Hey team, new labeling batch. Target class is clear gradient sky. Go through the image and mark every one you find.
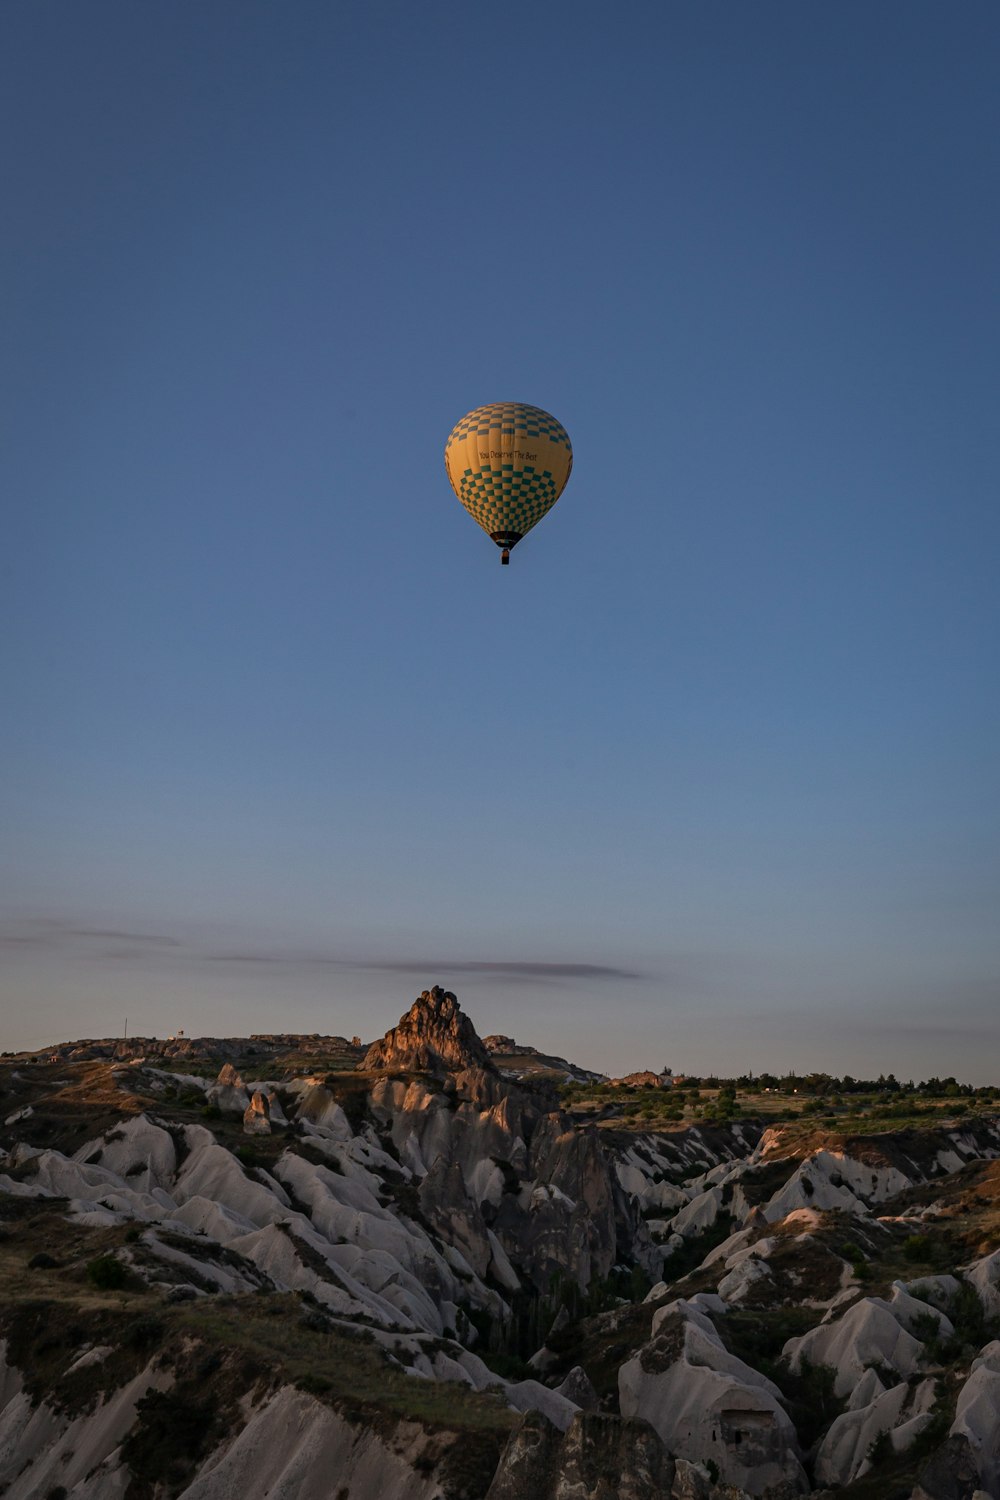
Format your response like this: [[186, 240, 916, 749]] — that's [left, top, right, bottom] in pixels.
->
[[2, 3, 998, 1082]]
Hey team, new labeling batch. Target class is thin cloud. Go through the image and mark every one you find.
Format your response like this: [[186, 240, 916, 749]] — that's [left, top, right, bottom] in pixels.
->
[[204, 953, 641, 981], [0, 918, 181, 953], [1, 917, 640, 983], [361, 959, 642, 981], [66, 927, 181, 947]]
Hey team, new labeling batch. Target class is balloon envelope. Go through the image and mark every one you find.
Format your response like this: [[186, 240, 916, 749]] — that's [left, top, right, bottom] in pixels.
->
[[444, 402, 572, 559]]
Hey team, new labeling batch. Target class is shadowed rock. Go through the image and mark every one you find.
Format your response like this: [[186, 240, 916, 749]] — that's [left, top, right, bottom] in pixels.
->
[[556, 1365, 601, 1412], [912, 1433, 982, 1500], [359, 987, 497, 1077], [485, 1410, 675, 1500], [620, 1304, 808, 1496]]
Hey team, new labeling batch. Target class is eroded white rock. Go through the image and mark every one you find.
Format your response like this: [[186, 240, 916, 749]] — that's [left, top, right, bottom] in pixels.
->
[[952, 1352, 1000, 1497], [620, 1304, 807, 1495], [783, 1296, 924, 1398], [815, 1377, 937, 1486]]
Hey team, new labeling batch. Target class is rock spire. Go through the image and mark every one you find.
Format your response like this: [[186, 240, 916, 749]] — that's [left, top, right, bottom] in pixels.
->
[[359, 986, 496, 1076]]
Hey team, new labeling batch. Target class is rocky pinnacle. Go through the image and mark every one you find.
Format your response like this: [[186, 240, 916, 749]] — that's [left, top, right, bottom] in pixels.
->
[[359, 985, 497, 1076]]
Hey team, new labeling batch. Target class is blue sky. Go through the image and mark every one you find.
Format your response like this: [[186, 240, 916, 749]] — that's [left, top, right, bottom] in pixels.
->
[[2, 2, 998, 1081]]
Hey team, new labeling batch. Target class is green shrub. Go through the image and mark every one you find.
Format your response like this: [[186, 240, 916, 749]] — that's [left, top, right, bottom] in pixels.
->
[[910, 1308, 961, 1363], [780, 1357, 845, 1450], [866, 1428, 892, 1465], [86, 1255, 128, 1290], [125, 1315, 165, 1350], [120, 1388, 219, 1488], [950, 1281, 991, 1350], [297, 1372, 332, 1396]]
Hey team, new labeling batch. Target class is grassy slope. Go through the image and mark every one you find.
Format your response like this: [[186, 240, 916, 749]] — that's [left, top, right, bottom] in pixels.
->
[[0, 1201, 515, 1500]]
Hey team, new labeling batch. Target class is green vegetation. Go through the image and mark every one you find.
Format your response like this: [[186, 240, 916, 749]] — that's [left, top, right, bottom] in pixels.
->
[[544, 1298, 657, 1405], [462, 1264, 652, 1378], [86, 1253, 129, 1290], [558, 1065, 999, 1139], [175, 1294, 517, 1436], [865, 1428, 893, 1467], [830, 1394, 954, 1500], [909, 1283, 996, 1365], [121, 1386, 222, 1496], [0, 1192, 515, 1452], [1, 1282, 515, 1492], [656, 1216, 738, 1286], [3, 1299, 167, 1415]]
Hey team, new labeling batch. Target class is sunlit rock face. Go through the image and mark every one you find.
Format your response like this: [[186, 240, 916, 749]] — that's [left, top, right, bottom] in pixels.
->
[[243, 1089, 272, 1135], [206, 1062, 251, 1115], [360, 986, 497, 1076]]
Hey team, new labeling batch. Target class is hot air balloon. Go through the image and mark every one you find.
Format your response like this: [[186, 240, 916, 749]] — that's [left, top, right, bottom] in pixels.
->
[[444, 402, 572, 564]]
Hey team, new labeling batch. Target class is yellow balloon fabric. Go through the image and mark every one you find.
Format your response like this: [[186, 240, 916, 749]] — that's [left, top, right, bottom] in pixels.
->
[[444, 402, 572, 556]]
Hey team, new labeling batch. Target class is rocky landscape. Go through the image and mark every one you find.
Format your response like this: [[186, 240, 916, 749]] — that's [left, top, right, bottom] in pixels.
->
[[1, 986, 999, 1498]]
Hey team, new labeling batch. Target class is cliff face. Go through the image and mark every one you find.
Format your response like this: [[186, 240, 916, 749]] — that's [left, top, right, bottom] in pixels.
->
[[360, 986, 497, 1076]]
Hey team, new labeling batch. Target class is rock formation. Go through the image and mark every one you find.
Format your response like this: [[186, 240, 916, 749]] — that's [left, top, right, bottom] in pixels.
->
[[206, 1061, 250, 1114], [783, 1294, 925, 1397], [813, 1374, 937, 1486], [360, 986, 497, 1076], [912, 1433, 984, 1500], [3, 1001, 1000, 1499], [950, 1341, 1000, 1497], [243, 1089, 271, 1135], [619, 1300, 808, 1496], [485, 1410, 676, 1500]]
